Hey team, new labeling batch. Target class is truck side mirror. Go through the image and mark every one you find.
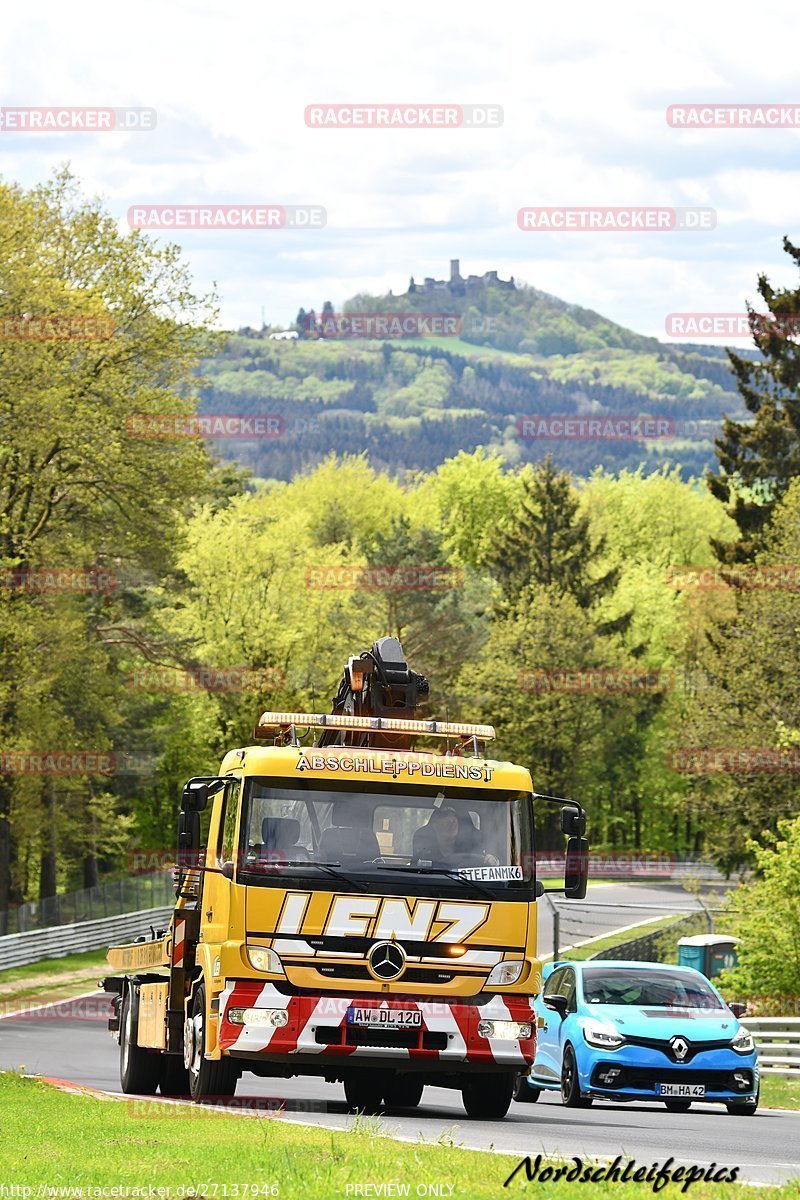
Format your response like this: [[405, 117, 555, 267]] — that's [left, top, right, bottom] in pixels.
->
[[729, 1001, 747, 1018], [561, 807, 586, 837], [564, 836, 589, 899], [181, 776, 227, 813], [178, 810, 201, 851]]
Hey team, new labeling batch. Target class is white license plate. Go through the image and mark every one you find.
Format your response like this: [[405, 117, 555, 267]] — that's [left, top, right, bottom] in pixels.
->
[[346, 1007, 422, 1028], [656, 1083, 706, 1097]]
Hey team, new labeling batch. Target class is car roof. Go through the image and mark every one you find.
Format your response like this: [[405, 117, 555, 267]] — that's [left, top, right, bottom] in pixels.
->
[[552, 959, 708, 976]]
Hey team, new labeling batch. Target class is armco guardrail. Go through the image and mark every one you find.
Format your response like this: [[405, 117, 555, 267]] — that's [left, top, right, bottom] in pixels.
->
[[747, 1017, 800, 1076], [0, 906, 173, 971]]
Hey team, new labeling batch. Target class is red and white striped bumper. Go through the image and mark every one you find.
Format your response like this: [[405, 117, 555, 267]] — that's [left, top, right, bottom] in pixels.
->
[[218, 981, 536, 1066]]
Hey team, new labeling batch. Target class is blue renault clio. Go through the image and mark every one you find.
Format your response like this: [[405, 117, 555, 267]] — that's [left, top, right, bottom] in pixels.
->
[[514, 959, 759, 1114]]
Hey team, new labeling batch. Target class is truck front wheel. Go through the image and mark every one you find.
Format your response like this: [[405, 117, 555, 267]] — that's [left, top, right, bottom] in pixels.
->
[[383, 1076, 424, 1109], [186, 984, 238, 1102], [343, 1070, 386, 1114], [120, 988, 161, 1095], [462, 1072, 515, 1119]]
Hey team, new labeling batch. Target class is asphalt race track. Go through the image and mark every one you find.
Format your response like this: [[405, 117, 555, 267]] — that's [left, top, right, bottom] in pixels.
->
[[2, 883, 798, 1186]]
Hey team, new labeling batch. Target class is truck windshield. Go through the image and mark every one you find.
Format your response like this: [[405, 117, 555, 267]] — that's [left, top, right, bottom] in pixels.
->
[[582, 967, 725, 1010], [237, 777, 534, 896]]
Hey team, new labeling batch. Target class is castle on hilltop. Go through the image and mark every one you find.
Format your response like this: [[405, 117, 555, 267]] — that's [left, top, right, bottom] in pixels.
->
[[407, 259, 515, 297]]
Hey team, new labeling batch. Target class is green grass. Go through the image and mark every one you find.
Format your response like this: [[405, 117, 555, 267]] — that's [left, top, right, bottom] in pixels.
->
[[760, 1075, 800, 1110], [0, 948, 108, 1006], [548, 915, 681, 963], [0, 1073, 795, 1197]]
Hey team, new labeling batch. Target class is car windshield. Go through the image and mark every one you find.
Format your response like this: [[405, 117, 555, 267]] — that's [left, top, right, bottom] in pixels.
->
[[236, 777, 534, 896], [582, 967, 725, 1010]]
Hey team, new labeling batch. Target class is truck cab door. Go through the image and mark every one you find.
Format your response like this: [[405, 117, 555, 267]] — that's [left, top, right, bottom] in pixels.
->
[[200, 776, 241, 951]]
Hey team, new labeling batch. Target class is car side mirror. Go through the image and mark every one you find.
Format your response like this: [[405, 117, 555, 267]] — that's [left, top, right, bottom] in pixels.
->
[[544, 993, 569, 1020], [729, 1001, 747, 1018]]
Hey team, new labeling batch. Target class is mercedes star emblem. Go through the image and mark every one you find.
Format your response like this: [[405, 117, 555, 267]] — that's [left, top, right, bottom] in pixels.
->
[[368, 940, 407, 981]]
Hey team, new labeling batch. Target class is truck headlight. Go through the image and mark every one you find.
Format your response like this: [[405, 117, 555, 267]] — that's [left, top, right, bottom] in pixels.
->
[[486, 961, 524, 986], [247, 946, 284, 974], [228, 1007, 289, 1027], [583, 1019, 625, 1049], [731, 1027, 755, 1054], [477, 1019, 533, 1040]]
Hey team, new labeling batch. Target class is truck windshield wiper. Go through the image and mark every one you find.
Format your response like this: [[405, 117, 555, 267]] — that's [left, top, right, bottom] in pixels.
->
[[377, 864, 496, 901], [276, 859, 368, 892]]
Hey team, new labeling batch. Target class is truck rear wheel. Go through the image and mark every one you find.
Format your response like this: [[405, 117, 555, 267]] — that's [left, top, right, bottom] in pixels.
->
[[462, 1072, 515, 1119], [343, 1070, 386, 1114], [186, 984, 238, 1102], [120, 988, 161, 1096], [383, 1076, 424, 1109]]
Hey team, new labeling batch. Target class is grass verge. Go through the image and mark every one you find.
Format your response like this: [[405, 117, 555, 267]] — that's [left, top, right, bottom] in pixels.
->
[[0, 1073, 797, 1197], [548, 915, 682, 963], [760, 1075, 800, 1110], [0, 948, 108, 1008]]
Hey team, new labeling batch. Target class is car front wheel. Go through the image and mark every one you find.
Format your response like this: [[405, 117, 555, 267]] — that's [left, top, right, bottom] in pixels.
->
[[726, 1086, 759, 1116], [561, 1044, 592, 1108], [513, 1074, 541, 1103]]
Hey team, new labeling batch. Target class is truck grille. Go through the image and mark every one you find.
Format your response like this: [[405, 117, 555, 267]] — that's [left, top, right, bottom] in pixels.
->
[[312, 964, 455, 985], [314, 1025, 448, 1051]]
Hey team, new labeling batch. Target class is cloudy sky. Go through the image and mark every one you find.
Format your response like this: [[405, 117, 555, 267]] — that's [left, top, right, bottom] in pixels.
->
[[2, 0, 799, 341]]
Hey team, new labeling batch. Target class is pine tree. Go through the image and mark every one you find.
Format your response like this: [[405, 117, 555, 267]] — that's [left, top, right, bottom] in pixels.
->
[[708, 237, 800, 563], [486, 456, 627, 631]]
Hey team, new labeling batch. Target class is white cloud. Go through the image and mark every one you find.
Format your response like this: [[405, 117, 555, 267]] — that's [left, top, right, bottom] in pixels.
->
[[1, 0, 799, 338]]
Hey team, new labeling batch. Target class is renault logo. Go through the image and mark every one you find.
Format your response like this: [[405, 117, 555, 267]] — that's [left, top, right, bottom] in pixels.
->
[[368, 940, 407, 981], [670, 1035, 690, 1061]]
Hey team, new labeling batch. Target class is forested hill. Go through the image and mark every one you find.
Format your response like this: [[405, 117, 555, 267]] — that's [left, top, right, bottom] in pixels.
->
[[200, 275, 752, 481]]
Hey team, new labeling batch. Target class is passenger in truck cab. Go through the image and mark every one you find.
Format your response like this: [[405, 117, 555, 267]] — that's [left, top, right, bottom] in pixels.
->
[[413, 806, 499, 867]]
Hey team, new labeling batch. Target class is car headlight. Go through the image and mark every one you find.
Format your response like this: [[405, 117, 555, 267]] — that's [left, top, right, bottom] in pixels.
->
[[477, 1019, 533, 1040], [247, 946, 284, 974], [731, 1027, 755, 1054], [486, 960, 524, 987], [583, 1018, 625, 1049], [228, 1007, 288, 1027]]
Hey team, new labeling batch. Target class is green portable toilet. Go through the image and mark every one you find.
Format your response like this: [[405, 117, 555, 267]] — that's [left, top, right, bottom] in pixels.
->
[[678, 934, 739, 979]]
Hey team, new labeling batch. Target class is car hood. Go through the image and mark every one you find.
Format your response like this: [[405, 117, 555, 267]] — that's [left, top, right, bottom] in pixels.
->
[[581, 1004, 740, 1040]]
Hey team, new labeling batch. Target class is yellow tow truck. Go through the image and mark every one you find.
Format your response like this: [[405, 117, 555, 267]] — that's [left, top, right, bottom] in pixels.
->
[[102, 637, 588, 1118]]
